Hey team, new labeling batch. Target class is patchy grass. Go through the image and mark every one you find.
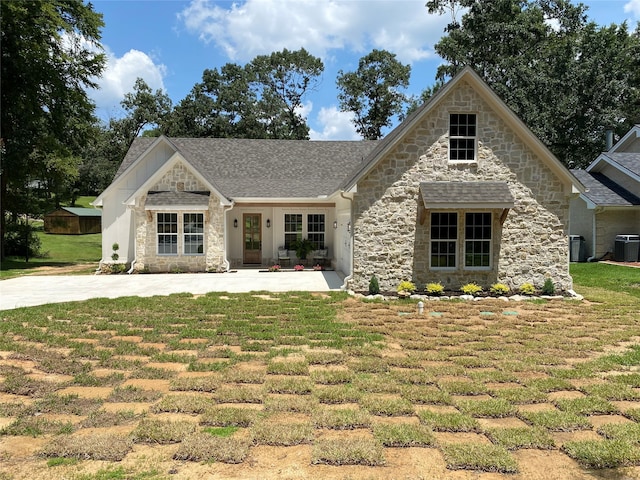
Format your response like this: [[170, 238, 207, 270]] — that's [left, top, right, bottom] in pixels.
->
[[251, 419, 314, 446], [151, 394, 212, 414], [39, 433, 132, 461], [418, 410, 479, 432], [311, 438, 386, 466], [441, 443, 519, 473], [313, 407, 371, 430], [200, 407, 258, 428], [485, 426, 556, 450], [131, 418, 197, 444], [563, 439, 640, 468], [174, 433, 250, 463], [373, 423, 436, 447], [518, 410, 592, 431], [107, 386, 162, 403]]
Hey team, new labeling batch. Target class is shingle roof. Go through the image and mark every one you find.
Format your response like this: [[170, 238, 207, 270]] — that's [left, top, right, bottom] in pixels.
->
[[603, 153, 640, 177], [571, 169, 640, 206], [145, 191, 211, 207], [420, 182, 514, 208], [116, 137, 378, 200]]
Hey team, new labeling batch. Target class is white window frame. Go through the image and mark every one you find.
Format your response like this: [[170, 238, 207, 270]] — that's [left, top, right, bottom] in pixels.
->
[[307, 214, 326, 249], [157, 213, 178, 256], [183, 213, 204, 256], [464, 212, 492, 270], [449, 113, 477, 163], [284, 213, 303, 249], [430, 212, 458, 270], [283, 212, 326, 250]]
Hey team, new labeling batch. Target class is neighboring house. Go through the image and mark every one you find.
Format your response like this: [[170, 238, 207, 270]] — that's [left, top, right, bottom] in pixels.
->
[[570, 125, 640, 260], [93, 67, 582, 292], [44, 207, 102, 234]]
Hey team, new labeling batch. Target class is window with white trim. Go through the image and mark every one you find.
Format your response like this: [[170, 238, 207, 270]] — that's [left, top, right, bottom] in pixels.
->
[[307, 214, 325, 249], [449, 113, 476, 161], [430, 212, 457, 268], [284, 214, 302, 249], [465, 213, 492, 267], [183, 213, 204, 255], [157, 213, 178, 255]]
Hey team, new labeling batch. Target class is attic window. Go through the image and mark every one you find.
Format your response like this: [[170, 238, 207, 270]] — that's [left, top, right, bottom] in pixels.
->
[[449, 113, 477, 162]]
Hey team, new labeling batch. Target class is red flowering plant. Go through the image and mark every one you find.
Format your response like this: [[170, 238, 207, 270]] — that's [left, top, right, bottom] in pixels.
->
[[294, 264, 305, 271]]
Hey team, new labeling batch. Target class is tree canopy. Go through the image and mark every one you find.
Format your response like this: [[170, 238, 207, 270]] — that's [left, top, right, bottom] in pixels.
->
[[1, 0, 105, 258], [426, 0, 640, 167], [336, 49, 411, 140]]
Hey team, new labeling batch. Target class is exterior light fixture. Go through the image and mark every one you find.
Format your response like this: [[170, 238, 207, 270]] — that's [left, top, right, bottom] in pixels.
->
[[347, 222, 351, 233], [233, 219, 238, 228], [266, 219, 271, 228], [333, 221, 338, 229]]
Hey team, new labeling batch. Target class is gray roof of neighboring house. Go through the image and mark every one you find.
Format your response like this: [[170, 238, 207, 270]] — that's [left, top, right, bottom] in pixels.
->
[[115, 137, 379, 200], [146, 191, 210, 207], [571, 169, 640, 206], [420, 182, 514, 207], [602, 153, 640, 177]]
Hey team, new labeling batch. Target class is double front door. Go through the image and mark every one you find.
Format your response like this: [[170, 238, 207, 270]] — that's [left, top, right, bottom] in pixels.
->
[[243, 214, 261, 264]]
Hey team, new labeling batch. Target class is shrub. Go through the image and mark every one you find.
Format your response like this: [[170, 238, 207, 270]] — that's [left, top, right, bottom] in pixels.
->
[[519, 283, 536, 295], [396, 281, 416, 294], [542, 278, 556, 295], [368, 275, 380, 295], [425, 282, 444, 296], [490, 283, 510, 295], [460, 283, 483, 296]]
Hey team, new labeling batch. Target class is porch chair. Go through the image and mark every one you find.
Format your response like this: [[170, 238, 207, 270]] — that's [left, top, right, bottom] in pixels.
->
[[277, 247, 290, 267], [312, 248, 328, 267]]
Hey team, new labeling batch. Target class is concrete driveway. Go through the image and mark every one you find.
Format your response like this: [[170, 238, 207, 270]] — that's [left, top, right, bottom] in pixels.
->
[[0, 270, 345, 310]]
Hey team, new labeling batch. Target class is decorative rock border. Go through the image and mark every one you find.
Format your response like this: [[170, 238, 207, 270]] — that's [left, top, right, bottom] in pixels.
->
[[349, 290, 584, 302]]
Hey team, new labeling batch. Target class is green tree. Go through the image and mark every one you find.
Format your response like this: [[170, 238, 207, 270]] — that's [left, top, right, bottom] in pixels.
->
[[426, 0, 640, 167], [249, 48, 324, 139], [1, 0, 105, 258], [336, 49, 411, 140], [78, 79, 172, 195], [164, 48, 323, 140]]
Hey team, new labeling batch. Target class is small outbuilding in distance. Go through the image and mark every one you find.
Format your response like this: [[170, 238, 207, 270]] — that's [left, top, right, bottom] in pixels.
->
[[44, 207, 102, 235]]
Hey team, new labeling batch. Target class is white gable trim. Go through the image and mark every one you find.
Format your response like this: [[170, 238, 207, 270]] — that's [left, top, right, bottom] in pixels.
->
[[343, 67, 584, 194], [609, 124, 640, 153], [123, 152, 231, 207], [586, 153, 640, 183], [92, 136, 173, 207]]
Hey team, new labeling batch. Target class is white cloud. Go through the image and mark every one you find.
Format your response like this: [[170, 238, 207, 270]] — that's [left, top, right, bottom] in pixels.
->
[[309, 106, 359, 141], [624, 0, 640, 17], [88, 47, 167, 119], [178, 0, 449, 64]]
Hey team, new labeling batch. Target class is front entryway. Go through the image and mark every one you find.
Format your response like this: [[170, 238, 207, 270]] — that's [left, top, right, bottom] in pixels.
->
[[243, 213, 262, 264]]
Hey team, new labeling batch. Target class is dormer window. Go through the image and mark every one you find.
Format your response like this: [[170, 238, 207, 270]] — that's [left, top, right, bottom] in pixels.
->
[[449, 113, 476, 162]]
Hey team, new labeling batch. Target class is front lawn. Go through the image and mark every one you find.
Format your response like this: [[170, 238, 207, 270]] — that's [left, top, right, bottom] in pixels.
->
[[0, 282, 639, 478]]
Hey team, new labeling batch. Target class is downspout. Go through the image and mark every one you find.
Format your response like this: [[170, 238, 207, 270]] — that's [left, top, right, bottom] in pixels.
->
[[587, 208, 597, 262], [222, 201, 235, 271], [127, 204, 137, 274], [340, 191, 354, 291]]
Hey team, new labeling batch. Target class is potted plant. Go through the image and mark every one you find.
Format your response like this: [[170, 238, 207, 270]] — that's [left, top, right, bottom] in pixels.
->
[[292, 238, 314, 261]]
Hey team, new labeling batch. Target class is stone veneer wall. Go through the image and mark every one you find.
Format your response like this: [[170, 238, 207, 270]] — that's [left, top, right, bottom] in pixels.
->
[[351, 81, 572, 293], [132, 162, 226, 273]]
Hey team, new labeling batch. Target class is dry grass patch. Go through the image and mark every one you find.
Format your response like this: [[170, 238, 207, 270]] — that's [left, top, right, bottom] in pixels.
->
[[264, 394, 318, 414], [251, 418, 314, 445], [266, 360, 309, 376], [39, 433, 133, 461], [1, 416, 74, 436], [315, 385, 362, 404], [313, 407, 371, 430], [311, 438, 386, 466], [80, 409, 141, 428], [0, 375, 61, 397], [131, 418, 197, 444], [169, 375, 220, 392], [441, 442, 518, 473], [372, 423, 436, 447], [310, 369, 353, 385], [264, 376, 314, 395], [107, 385, 162, 403], [213, 385, 264, 404], [34, 393, 103, 415], [151, 393, 212, 414], [200, 406, 259, 427], [222, 368, 265, 384], [174, 432, 250, 463]]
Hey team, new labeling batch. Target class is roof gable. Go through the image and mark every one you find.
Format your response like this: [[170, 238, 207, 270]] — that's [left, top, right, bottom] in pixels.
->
[[342, 67, 581, 193], [571, 169, 640, 207], [609, 124, 640, 153]]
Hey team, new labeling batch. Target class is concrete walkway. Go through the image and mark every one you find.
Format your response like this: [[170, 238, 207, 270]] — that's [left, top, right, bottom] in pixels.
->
[[0, 270, 345, 310]]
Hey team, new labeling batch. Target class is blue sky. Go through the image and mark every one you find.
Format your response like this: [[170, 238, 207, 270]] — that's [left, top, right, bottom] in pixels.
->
[[89, 0, 640, 140]]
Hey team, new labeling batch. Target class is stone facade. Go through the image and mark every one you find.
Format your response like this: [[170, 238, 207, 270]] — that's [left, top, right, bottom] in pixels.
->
[[132, 162, 227, 273], [351, 81, 572, 293]]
